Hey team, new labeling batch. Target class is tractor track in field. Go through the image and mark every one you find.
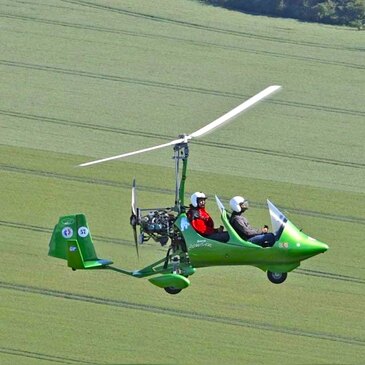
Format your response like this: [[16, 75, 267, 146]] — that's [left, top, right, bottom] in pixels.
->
[[294, 269, 365, 284], [60, 0, 364, 54], [0, 60, 365, 118], [1, 13, 364, 71], [0, 219, 129, 247], [1, 281, 364, 347], [1, 109, 365, 169], [0, 346, 99, 365], [1, 219, 364, 285], [1, 162, 364, 225]]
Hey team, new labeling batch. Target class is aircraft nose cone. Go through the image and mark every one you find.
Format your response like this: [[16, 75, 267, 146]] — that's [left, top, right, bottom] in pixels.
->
[[299, 238, 329, 256], [313, 240, 329, 254]]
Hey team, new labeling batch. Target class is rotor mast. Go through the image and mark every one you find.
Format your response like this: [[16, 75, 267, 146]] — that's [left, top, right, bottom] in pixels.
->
[[173, 137, 189, 213]]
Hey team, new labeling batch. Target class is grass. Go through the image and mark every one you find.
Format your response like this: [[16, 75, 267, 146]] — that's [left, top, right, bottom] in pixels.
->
[[0, 0, 364, 364]]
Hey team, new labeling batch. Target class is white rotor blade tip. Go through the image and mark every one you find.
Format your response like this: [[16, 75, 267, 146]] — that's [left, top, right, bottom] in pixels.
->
[[189, 85, 281, 139], [79, 137, 185, 167]]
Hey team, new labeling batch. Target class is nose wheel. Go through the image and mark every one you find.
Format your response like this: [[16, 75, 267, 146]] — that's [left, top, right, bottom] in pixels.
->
[[267, 271, 287, 284]]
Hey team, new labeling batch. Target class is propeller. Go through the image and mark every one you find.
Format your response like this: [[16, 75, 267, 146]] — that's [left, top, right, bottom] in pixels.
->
[[79, 85, 281, 167], [130, 177, 139, 259]]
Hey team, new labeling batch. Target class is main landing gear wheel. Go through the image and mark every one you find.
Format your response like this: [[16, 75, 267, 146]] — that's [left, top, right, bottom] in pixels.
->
[[267, 271, 287, 284], [164, 287, 182, 295], [164, 272, 189, 295]]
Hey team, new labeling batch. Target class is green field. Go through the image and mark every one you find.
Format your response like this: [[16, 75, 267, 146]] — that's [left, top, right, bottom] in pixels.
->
[[1, 0, 364, 364]]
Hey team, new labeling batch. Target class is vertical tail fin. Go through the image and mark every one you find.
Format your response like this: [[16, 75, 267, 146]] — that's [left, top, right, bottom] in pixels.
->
[[48, 214, 112, 269]]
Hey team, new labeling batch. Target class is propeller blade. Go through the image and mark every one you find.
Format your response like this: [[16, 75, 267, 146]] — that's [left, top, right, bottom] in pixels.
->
[[131, 177, 136, 216], [132, 224, 139, 259], [130, 178, 139, 259], [189, 85, 281, 139], [79, 137, 185, 167]]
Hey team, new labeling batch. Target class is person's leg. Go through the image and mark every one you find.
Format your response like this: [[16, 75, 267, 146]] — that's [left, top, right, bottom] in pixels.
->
[[207, 231, 230, 242], [248, 233, 275, 247], [248, 234, 265, 246]]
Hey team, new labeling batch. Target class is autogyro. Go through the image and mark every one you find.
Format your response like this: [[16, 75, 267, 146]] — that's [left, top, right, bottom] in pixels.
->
[[49, 85, 328, 294]]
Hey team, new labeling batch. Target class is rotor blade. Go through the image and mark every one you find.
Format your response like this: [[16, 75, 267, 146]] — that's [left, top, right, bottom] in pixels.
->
[[79, 137, 185, 167], [189, 85, 281, 139], [79, 85, 280, 167]]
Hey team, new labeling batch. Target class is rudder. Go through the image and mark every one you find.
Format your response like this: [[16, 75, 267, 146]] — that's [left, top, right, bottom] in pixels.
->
[[48, 214, 112, 269]]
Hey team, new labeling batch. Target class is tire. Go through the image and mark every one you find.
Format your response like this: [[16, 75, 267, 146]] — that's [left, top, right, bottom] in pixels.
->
[[164, 286, 182, 295], [267, 271, 287, 284]]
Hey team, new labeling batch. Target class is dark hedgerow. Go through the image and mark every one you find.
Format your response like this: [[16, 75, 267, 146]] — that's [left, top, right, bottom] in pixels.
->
[[200, 0, 365, 28]]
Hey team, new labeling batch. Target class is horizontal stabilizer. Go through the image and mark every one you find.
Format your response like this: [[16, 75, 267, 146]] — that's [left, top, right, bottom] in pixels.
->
[[67, 240, 113, 270], [81, 259, 113, 269], [149, 274, 190, 289]]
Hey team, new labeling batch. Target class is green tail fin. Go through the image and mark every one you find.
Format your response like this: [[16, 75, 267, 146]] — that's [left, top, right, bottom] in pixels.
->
[[48, 214, 113, 270]]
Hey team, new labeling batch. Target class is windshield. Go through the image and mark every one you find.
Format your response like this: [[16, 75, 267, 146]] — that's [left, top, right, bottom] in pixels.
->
[[215, 195, 225, 214], [267, 200, 287, 236]]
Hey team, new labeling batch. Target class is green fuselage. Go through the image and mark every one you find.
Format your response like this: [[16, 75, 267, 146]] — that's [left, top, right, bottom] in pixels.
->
[[176, 212, 328, 274]]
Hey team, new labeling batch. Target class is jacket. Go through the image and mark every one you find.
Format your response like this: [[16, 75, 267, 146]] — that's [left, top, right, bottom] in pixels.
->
[[187, 206, 215, 236], [229, 211, 261, 240]]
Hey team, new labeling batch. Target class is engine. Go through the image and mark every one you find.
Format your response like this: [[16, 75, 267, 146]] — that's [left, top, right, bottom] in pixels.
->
[[139, 209, 176, 245]]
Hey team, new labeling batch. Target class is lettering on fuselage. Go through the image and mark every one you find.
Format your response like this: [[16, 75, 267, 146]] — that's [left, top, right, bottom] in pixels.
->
[[190, 240, 212, 249]]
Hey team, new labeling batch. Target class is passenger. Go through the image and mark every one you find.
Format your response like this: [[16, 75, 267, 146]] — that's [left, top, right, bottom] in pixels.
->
[[187, 192, 229, 243], [229, 196, 275, 247]]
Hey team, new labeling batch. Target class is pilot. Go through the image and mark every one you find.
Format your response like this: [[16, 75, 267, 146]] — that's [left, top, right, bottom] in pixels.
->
[[229, 196, 275, 247], [187, 192, 229, 242]]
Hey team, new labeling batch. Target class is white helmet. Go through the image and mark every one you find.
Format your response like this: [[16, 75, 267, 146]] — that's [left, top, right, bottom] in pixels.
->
[[191, 192, 207, 207], [230, 196, 249, 212]]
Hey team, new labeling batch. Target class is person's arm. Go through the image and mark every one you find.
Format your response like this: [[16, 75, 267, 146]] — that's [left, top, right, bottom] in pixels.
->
[[234, 216, 261, 237], [262, 225, 269, 233]]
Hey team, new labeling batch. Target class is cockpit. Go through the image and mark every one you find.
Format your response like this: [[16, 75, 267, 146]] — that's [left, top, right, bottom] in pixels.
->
[[215, 196, 288, 242]]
